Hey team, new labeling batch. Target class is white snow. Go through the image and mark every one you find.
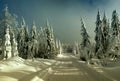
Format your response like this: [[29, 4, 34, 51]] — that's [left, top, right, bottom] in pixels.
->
[[0, 56, 56, 81], [43, 62, 52, 65], [57, 54, 64, 57], [57, 54, 69, 58], [47, 67, 53, 74], [31, 76, 44, 81]]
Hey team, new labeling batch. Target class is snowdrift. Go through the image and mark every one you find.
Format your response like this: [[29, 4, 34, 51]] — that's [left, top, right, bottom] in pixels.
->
[[0, 56, 56, 81]]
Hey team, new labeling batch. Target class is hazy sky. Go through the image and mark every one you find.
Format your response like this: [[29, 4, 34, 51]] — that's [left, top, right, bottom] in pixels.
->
[[0, 0, 119, 43]]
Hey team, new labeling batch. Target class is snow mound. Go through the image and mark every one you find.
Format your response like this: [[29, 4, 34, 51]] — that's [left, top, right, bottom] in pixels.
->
[[9, 56, 25, 63], [57, 54, 64, 57], [31, 76, 44, 81], [0, 57, 56, 81], [0, 56, 25, 71], [47, 67, 53, 74]]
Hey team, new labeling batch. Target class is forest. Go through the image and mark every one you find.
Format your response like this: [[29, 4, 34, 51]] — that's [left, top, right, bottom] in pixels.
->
[[0, 5, 120, 66]]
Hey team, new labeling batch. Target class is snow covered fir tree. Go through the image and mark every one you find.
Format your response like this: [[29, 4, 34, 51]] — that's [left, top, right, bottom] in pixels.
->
[[80, 18, 91, 61]]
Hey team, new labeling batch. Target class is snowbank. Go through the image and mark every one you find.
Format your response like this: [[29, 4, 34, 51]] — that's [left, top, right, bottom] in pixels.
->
[[0, 56, 25, 72], [31, 76, 44, 81], [0, 56, 56, 81]]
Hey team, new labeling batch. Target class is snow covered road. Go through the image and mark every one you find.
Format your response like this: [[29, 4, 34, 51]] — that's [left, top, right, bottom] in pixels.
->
[[44, 54, 113, 81], [0, 54, 119, 81]]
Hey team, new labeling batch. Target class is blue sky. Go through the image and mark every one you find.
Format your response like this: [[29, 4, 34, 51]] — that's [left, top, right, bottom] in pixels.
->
[[0, 0, 119, 43]]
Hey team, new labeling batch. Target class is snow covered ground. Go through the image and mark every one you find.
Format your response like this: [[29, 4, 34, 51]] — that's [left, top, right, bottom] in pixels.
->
[[0, 56, 56, 81], [88, 59, 120, 81], [1, 54, 120, 81]]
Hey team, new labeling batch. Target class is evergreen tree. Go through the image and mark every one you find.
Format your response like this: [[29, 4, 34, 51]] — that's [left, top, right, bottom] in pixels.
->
[[18, 17, 29, 59], [109, 10, 120, 59], [3, 26, 12, 60], [80, 18, 90, 48], [31, 21, 37, 39], [12, 33, 18, 57], [30, 21, 38, 58], [101, 12, 109, 53], [80, 18, 91, 61], [0, 5, 18, 45], [111, 10, 119, 37], [38, 27, 47, 58], [45, 20, 55, 58], [95, 10, 103, 55]]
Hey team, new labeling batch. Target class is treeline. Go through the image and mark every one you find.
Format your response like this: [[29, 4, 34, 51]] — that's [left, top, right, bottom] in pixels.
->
[[0, 6, 62, 59], [74, 10, 120, 62]]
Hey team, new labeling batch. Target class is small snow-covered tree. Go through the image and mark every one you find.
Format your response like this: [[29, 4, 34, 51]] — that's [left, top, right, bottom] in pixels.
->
[[55, 39, 62, 55], [73, 41, 80, 55], [12, 33, 18, 57], [58, 40, 62, 54], [3, 26, 12, 60]]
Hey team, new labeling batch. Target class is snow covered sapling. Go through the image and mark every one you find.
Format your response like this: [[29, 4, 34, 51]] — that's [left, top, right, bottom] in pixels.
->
[[4, 26, 12, 60], [12, 33, 18, 57]]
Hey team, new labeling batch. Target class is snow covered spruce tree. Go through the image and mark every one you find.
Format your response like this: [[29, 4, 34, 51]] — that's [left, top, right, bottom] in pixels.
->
[[18, 17, 29, 59], [37, 27, 48, 58], [0, 5, 18, 45], [101, 12, 110, 55], [111, 10, 120, 37], [29, 21, 39, 59], [108, 10, 120, 59], [45, 20, 56, 58], [80, 18, 91, 61], [94, 10, 103, 56]]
